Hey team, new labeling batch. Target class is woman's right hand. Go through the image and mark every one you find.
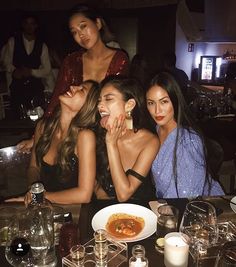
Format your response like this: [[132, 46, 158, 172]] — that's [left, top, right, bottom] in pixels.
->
[[24, 191, 32, 207], [16, 137, 34, 153], [105, 115, 126, 145]]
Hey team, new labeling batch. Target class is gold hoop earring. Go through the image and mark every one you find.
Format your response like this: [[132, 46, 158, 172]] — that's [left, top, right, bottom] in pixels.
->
[[126, 111, 133, 130]]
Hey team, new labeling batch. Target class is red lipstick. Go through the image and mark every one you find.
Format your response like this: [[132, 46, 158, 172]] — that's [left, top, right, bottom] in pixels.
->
[[155, 116, 164, 121]]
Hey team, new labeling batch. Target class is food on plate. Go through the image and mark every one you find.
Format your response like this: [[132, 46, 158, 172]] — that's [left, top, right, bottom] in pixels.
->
[[105, 213, 145, 239]]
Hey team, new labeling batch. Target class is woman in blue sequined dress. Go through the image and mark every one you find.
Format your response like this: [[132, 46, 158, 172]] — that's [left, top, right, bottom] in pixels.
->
[[146, 72, 224, 198]]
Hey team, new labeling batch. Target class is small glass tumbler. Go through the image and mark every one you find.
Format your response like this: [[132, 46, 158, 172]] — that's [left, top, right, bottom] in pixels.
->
[[94, 243, 108, 267], [70, 244, 85, 266], [94, 229, 108, 248], [155, 205, 179, 253], [94, 229, 108, 267]]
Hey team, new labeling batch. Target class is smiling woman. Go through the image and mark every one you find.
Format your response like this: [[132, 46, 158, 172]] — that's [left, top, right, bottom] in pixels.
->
[[95, 76, 160, 202], [7, 80, 100, 205]]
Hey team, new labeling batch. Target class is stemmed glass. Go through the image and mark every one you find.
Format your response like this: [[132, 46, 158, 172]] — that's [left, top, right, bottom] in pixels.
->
[[179, 200, 218, 265], [28, 109, 39, 121], [28, 98, 39, 122], [5, 211, 33, 266]]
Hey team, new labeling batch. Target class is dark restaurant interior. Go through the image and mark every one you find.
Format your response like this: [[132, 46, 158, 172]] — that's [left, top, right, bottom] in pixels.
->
[[0, 0, 235, 197], [0, 1, 236, 267]]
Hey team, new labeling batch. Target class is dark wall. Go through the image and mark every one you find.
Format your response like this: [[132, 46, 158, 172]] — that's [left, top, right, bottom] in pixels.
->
[[104, 4, 177, 74], [137, 5, 177, 74]]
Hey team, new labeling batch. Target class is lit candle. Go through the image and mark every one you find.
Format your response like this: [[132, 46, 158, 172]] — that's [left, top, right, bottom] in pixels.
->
[[164, 232, 189, 267]]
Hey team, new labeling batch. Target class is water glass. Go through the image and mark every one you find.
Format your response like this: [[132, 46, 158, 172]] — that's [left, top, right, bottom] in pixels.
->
[[5, 210, 33, 266], [155, 205, 179, 253], [70, 244, 85, 266], [0, 207, 17, 246], [180, 200, 218, 260], [29, 108, 39, 121]]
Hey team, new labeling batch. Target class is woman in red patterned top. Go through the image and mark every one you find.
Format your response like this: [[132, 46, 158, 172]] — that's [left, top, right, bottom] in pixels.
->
[[18, 4, 129, 151], [45, 4, 129, 117]]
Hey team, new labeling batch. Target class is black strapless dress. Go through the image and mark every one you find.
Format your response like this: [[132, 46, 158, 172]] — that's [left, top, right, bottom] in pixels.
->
[[99, 170, 156, 201], [40, 154, 78, 192]]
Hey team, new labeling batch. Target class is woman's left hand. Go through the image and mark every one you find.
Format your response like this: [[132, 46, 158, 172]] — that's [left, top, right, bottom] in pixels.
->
[[106, 115, 126, 145], [4, 191, 32, 207], [4, 196, 24, 202]]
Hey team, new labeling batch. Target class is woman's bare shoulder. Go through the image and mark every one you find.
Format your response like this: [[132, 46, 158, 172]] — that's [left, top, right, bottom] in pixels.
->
[[77, 129, 96, 139], [138, 128, 158, 141], [132, 129, 159, 150]]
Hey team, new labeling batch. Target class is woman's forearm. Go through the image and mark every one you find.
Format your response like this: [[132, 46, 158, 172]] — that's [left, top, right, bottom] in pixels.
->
[[106, 143, 134, 201], [45, 187, 93, 204]]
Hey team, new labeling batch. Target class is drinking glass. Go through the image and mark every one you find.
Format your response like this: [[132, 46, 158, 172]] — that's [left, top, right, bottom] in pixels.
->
[[29, 109, 39, 121], [0, 207, 17, 246], [94, 229, 108, 267], [180, 200, 218, 262], [94, 244, 108, 267], [155, 205, 179, 253], [5, 211, 33, 266], [70, 244, 85, 266]]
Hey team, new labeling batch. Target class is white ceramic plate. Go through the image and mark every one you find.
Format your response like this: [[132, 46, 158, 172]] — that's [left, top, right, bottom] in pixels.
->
[[230, 196, 236, 213], [91, 203, 157, 242]]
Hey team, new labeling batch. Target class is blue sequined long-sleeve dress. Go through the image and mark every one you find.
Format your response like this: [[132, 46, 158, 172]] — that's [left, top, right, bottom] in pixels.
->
[[151, 127, 224, 198]]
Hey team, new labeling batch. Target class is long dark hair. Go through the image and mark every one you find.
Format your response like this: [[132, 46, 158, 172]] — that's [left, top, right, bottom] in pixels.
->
[[96, 76, 147, 192], [35, 80, 99, 180], [148, 72, 211, 196]]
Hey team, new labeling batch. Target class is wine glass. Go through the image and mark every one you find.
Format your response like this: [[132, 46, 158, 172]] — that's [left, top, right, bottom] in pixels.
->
[[29, 109, 39, 121], [179, 200, 218, 264], [5, 210, 33, 266]]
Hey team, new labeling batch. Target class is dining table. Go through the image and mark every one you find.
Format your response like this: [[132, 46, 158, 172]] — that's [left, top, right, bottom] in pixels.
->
[[1, 195, 236, 267]]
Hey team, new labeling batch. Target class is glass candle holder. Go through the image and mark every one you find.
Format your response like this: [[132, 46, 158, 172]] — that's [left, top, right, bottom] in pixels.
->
[[164, 232, 189, 267]]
